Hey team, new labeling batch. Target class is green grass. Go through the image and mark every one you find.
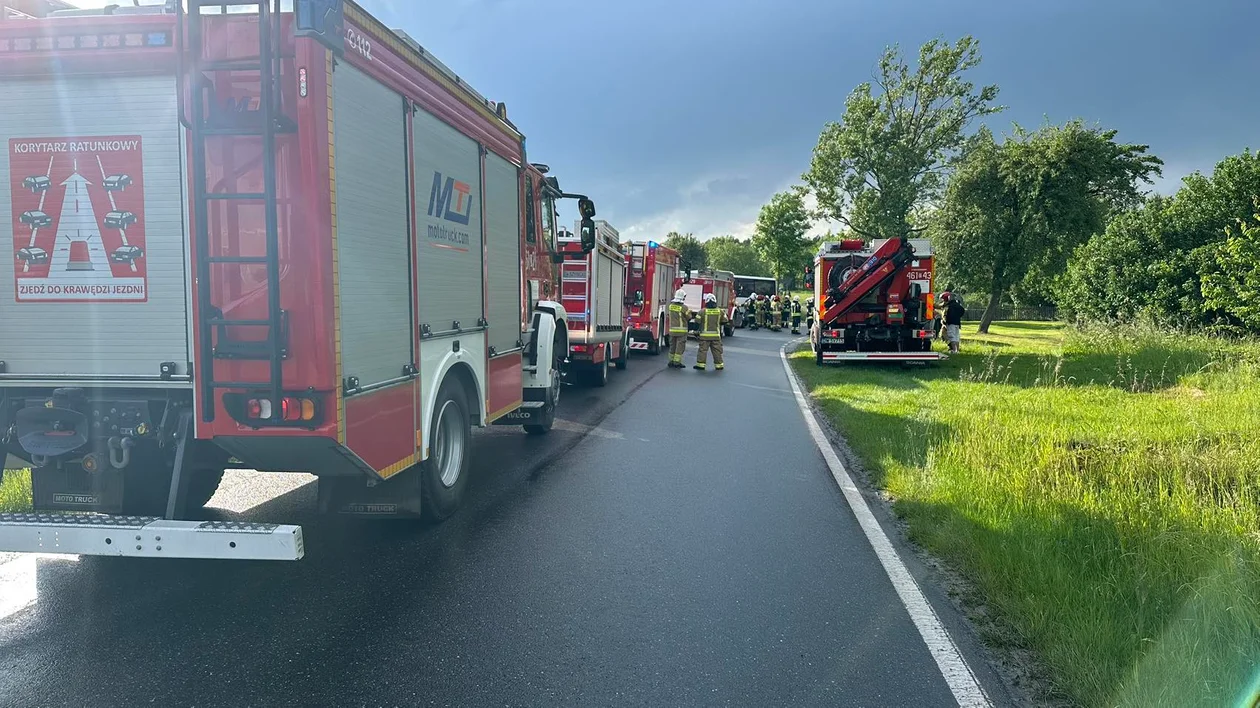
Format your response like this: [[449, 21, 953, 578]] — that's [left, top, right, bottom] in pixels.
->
[[792, 322, 1260, 707], [0, 468, 32, 513]]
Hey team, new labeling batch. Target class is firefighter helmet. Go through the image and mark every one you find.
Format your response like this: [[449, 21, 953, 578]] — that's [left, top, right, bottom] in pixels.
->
[[673, 288, 687, 301], [704, 293, 717, 305]]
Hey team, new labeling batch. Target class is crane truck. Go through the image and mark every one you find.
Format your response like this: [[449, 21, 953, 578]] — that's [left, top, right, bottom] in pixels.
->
[[0, 0, 599, 561], [623, 240, 679, 355], [809, 238, 945, 364]]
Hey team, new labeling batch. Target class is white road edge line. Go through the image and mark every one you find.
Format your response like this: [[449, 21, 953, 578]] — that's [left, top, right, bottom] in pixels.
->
[[779, 341, 992, 708]]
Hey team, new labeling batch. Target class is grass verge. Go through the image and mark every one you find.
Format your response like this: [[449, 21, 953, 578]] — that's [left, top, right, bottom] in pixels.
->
[[0, 468, 33, 513], [791, 322, 1260, 707]]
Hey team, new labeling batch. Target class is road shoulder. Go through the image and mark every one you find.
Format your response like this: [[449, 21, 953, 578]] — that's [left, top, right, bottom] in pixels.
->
[[780, 340, 1036, 708]]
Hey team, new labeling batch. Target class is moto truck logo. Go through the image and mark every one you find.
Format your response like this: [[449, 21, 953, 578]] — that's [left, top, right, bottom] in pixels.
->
[[425, 171, 473, 249], [428, 172, 472, 225]]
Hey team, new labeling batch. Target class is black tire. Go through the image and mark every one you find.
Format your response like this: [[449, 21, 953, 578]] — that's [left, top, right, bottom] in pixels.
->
[[816, 347, 824, 366], [420, 380, 472, 521], [592, 358, 609, 387], [615, 338, 629, 370], [122, 446, 224, 516], [185, 466, 226, 509], [647, 335, 660, 355], [724, 324, 734, 337], [525, 329, 564, 435]]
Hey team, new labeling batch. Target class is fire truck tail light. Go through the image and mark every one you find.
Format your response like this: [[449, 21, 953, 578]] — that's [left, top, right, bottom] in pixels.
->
[[242, 395, 318, 423], [246, 398, 271, 419]]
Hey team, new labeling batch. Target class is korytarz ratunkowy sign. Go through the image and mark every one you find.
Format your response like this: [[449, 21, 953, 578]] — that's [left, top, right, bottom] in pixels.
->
[[9, 136, 148, 302]]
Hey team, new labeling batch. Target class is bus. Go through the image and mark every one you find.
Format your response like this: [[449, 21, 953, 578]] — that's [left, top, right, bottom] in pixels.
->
[[733, 274, 778, 305]]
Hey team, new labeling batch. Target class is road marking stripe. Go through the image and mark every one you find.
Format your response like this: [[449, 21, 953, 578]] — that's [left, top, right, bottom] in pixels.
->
[[779, 341, 992, 708]]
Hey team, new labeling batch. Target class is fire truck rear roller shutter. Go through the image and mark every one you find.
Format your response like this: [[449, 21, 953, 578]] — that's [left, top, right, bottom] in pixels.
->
[[483, 150, 522, 355], [412, 106, 485, 335], [332, 63, 413, 389], [0, 74, 189, 380]]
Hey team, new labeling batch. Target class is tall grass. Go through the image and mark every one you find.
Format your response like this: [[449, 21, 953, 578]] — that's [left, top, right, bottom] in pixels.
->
[[0, 468, 32, 513], [792, 323, 1260, 707]]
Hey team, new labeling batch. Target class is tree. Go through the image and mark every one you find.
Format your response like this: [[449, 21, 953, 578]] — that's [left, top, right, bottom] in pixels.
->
[[1059, 149, 1260, 327], [752, 189, 812, 284], [663, 232, 707, 271], [1200, 205, 1260, 332], [705, 235, 769, 276], [934, 121, 1161, 332], [805, 36, 1002, 242]]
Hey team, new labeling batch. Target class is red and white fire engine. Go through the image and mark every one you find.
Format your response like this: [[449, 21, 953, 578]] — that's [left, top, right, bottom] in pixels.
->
[[558, 220, 629, 385], [0, 0, 600, 560], [809, 238, 945, 364], [622, 240, 679, 355], [676, 269, 738, 336]]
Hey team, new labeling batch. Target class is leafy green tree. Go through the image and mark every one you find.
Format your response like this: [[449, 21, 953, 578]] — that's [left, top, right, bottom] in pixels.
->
[[1059, 149, 1260, 327], [805, 36, 1002, 241], [705, 235, 769, 276], [752, 188, 813, 284], [934, 121, 1161, 332], [663, 231, 707, 272], [1200, 206, 1260, 332]]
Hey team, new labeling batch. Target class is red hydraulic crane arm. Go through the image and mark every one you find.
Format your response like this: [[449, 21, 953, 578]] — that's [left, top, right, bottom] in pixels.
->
[[820, 238, 915, 324]]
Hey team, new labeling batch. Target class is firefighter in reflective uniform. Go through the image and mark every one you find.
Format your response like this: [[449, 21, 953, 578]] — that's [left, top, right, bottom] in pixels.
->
[[753, 294, 765, 329], [790, 296, 803, 334], [694, 293, 730, 370], [805, 296, 816, 332], [770, 295, 782, 331], [666, 288, 693, 368]]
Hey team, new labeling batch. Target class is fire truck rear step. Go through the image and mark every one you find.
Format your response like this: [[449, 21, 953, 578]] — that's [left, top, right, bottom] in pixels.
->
[[0, 513, 303, 561]]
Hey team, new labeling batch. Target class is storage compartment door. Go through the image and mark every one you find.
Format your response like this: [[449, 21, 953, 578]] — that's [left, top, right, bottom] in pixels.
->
[[0, 75, 189, 381], [333, 63, 413, 388], [595, 248, 612, 331], [483, 151, 521, 355], [412, 108, 484, 337]]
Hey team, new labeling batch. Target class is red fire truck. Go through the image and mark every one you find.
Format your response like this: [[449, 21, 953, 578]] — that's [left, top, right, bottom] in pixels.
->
[[809, 238, 945, 364], [676, 269, 738, 336], [558, 220, 629, 385], [0, 0, 599, 560], [622, 240, 679, 355]]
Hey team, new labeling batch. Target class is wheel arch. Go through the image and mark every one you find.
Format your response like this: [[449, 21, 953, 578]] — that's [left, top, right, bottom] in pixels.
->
[[422, 356, 485, 460]]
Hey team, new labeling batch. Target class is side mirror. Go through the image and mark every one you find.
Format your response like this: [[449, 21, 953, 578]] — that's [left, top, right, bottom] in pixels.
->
[[579, 217, 596, 253], [634, 290, 644, 306], [577, 197, 596, 220]]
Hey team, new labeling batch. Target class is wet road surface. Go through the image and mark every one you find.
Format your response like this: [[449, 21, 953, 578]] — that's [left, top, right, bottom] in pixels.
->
[[0, 329, 1009, 706]]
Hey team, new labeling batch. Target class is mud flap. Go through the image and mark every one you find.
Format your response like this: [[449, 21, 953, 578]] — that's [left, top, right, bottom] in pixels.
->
[[317, 471, 423, 517]]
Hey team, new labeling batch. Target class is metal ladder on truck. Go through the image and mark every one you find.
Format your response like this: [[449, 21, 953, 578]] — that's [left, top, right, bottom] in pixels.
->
[[168, 0, 291, 521], [183, 0, 291, 427]]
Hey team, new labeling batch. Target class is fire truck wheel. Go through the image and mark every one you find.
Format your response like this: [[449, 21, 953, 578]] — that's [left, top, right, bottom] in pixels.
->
[[421, 380, 472, 521], [646, 335, 660, 355], [185, 466, 226, 509], [815, 347, 824, 366], [525, 329, 564, 435], [592, 358, 609, 387], [615, 337, 629, 370], [122, 447, 224, 516]]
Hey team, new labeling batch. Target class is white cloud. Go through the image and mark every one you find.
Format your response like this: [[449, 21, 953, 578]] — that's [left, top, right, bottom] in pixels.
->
[[619, 171, 843, 243]]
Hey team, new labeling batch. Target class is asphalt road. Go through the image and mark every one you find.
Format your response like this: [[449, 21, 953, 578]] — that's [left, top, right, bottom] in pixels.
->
[[0, 329, 1011, 707]]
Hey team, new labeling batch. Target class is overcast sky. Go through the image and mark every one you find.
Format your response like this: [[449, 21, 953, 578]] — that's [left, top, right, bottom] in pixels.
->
[[76, 0, 1260, 241]]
